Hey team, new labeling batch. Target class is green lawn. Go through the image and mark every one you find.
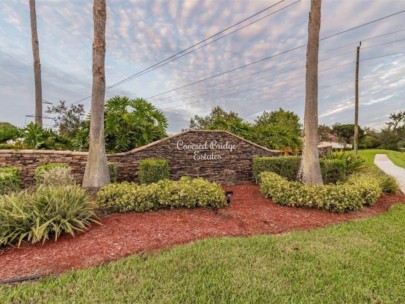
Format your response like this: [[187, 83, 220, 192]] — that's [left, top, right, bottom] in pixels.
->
[[1, 205, 404, 304], [359, 149, 405, 169]]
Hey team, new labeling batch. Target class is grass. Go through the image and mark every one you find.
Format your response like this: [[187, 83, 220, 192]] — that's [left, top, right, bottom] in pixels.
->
[[359, 149, 405, 169], [1, 205, 405, 304]]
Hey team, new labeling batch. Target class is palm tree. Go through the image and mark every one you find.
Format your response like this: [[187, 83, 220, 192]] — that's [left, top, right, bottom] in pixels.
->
[[29, 0, 42, 126], [82, 0, 110, 190], [302, 0, 323, 185]]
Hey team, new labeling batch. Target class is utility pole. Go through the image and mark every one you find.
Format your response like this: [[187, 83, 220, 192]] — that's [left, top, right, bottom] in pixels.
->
[[354, 41, 361, 155]]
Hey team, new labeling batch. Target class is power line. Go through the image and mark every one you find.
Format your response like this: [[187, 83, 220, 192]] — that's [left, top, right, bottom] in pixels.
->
[[71, 0, 291, 104], [159, 61, 355, 109], [151, 32, 405, 103], [106, 0, 301, 89], [362, 37, 405, 50], [322, 27, 405, 53], [157, 51, 405, 109], [319, 9, 405, 41], [146, 9, 405, 101]]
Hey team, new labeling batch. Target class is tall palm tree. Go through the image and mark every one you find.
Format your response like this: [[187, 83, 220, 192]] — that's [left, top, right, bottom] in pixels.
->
[[302, 0, 323, 184], [29, 0, 42, 126], [82, 0, 110, 189]]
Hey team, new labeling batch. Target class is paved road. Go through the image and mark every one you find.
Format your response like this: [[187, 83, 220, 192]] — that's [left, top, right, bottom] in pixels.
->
[[374, 154, 405, 194]]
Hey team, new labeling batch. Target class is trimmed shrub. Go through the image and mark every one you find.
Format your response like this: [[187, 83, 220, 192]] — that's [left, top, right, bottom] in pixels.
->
[[259, 172, 381, 213], [97, 177, 227, 213], [139, 158, 169, 184], [253, 156, 301, 182], [253, 156, 349, 184], [0, 185, 98, 247], [320, 159, 346, 184], [108, 162, 118, 183], [0, 167, 20, 195], [35, 163, 69, 185]]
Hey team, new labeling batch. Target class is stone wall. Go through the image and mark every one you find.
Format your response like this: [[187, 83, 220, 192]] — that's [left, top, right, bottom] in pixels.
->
[[0, 130, 281, 186]]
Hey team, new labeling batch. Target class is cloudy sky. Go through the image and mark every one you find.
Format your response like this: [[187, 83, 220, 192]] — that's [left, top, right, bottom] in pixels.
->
[[0, 0, 404, 132]]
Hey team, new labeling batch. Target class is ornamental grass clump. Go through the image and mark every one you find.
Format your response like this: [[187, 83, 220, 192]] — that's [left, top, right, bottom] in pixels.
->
[[259, 171, 382, 213], [97, 177, 227, 213], [39, 167, 75, 187], [35, 163, 69, 185], [0, 185, 98, 247]]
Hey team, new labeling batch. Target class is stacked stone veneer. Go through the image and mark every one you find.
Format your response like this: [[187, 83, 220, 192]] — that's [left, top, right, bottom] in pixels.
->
[[0, 130, 282, 186]]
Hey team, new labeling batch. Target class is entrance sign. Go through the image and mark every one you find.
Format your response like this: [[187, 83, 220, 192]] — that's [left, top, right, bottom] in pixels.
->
[[176, 140, 237, 160]]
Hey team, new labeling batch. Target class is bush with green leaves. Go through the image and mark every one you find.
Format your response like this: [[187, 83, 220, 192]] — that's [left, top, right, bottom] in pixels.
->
[[0, 185, 98, 247], [323, 151, 365, 175], [139, 159, 169, 184], [259, 172, 382, 213], [253, 156, 301, 182], [0, 167, 20, 195], [320, 159, 347, 184], [35, 163, 69, 185], [0, 122, 20, 143], [253, 156, 351, 184], [97, 177, 227, 213]]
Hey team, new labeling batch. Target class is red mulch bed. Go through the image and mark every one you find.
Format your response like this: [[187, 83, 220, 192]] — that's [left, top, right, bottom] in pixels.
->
[[0, 184, 404, 282]]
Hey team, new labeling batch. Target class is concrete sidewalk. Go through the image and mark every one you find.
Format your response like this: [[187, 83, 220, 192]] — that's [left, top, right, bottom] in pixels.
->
[[374, 154, 405, 194]]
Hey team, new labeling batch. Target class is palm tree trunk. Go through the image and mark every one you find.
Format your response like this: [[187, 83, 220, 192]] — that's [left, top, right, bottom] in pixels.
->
[[29, 0, 42, 126], [302, 0, 323, 185], [83, 0, 110, 190]]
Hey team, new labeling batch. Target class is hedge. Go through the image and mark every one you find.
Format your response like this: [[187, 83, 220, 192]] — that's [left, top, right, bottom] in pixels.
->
[[0, 167, 20, 195], [0, 185, 98, 247], [97, 177, 227, 213], [259, 172, 381, 213], [253, 155, 361, 184], [35, 163, 69, 185], [253, 156, 347, 184], [253, 156, 301, 182], [139, 159, 169, 184]]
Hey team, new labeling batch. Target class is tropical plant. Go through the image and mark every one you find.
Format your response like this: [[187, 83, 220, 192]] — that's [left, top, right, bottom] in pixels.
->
[[104, 96, 168, 152], [0, 185, 98, 247], [22, 123, 72, 150]]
